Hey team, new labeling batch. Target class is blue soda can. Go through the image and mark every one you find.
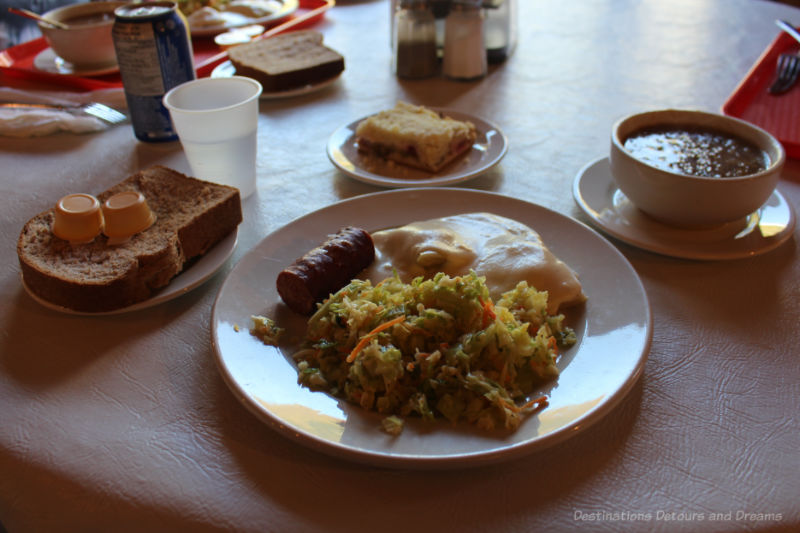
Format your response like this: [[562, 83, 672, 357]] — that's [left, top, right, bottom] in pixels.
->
[[112, 1, 195, 142]]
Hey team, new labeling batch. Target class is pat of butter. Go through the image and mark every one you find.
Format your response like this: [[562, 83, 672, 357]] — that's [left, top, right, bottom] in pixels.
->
[[102, 190, 156, 245], [52, 193, 103, 244]]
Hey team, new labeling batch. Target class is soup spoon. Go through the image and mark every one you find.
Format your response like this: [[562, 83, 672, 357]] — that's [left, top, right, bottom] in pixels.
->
[[8, 7, 70, 30]]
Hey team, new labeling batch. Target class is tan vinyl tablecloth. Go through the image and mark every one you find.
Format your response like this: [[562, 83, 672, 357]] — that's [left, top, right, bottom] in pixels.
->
[[1, 0, 798, 531]]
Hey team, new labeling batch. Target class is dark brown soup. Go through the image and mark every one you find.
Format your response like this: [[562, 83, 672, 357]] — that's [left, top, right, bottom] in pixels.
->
[[64, 11, 115, 27], [623, 125, 769, 178]]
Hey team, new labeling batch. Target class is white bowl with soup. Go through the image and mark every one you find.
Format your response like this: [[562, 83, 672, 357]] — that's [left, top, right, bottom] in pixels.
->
[[609, 109, 784, 228], [38, 1, 126, 69]]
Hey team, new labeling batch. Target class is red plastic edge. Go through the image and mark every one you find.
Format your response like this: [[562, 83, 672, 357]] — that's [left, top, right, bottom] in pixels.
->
[[722, 29, 800, 159], [0, 0, 333, 91]]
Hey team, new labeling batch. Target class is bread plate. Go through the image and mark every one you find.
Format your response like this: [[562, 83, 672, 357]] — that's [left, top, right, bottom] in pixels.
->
[[211, 188, 651, 469], [326, 109, 508, 188], [211, 60, 341, 99], [23, 228, 238, 315], [188, 0, 298, 37]]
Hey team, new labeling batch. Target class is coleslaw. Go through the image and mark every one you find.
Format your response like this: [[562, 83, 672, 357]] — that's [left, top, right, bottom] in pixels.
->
[[290, 272, 576, 434]]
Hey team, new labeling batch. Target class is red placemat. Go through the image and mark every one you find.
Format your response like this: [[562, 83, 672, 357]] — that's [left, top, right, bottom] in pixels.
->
[[0, 0, 333, 91], [722, 28, 800, 159]]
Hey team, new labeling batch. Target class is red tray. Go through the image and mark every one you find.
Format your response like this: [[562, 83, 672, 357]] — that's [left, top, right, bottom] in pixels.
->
[[0, 0, 332, 91], [722, 27, 800, 159]]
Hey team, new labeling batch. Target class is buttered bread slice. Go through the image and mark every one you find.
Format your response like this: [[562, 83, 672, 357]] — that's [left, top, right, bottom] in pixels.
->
[[17, 166, 242, 312], [355, 101, 478, 172]]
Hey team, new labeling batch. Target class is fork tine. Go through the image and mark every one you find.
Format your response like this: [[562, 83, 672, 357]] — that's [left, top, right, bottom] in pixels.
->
[[778, 55, 791, 82], [83, 102, 127, 124], [790, 56, 800, 79], [784, 57, 800, 88], [780, 56, 796, 81], [768, 53, 800, 94]]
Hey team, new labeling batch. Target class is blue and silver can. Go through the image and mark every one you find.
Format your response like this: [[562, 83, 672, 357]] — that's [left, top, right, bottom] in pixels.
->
[[112, 1, 195, 142]]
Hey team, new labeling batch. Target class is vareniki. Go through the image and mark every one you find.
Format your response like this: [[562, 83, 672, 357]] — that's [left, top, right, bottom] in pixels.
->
[[361, 212, 585, 314]]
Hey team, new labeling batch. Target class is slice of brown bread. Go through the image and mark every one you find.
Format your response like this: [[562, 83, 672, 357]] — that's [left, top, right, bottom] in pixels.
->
[[228, 30, 345, 92], [17, 165, 242, 312]]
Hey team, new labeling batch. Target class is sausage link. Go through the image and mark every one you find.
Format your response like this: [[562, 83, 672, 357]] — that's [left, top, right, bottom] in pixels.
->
[[276, 227, 375, 315]]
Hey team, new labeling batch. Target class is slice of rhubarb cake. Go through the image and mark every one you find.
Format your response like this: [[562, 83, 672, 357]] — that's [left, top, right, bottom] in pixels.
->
[[355, 101, 478, 173]]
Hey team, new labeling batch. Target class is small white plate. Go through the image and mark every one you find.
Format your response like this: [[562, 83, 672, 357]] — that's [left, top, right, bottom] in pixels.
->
[[573, 157, 796, 260], [23, 229, 238, 315], [189, 0, 298, 37], [210, 60, 341, 99], [211, 189, 651, 469], [326, 109, 508, 188], [33, 48, 119, 77]]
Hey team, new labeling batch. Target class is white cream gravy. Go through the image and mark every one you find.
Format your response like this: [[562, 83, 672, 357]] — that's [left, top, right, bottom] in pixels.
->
[[361, 213, 585, 313]]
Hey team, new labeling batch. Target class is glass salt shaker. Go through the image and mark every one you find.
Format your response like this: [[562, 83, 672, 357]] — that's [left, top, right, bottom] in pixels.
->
[[392, 0, 438, 79], [443, 0, 487, 81]]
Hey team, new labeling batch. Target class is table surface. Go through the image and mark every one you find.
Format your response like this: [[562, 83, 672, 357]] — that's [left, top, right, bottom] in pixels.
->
[[2, 1, 799, 532]]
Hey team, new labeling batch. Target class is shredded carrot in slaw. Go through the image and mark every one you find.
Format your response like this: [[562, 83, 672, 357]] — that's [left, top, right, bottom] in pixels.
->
[[519, 395, 549, 411], [346, 315, 406, 363], [547, 335, 559, 355], [480, 297, 496, 328]]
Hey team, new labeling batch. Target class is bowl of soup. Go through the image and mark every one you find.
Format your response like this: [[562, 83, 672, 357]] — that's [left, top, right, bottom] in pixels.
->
[[38, 1, 126, 69], [609, 109, 784, 227]]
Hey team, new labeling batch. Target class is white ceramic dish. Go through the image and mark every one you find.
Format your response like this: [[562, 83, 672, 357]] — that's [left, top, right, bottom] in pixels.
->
[[573, 157, 796, 260], [210, 60, 340, 98], [38, 1, 123, 70], [33, 48, 119, 77], [610, 109, 785, 227], [23, 229, 238, 315], [211, 188, 652, 469], [326, 109, 508, 188], [188, 0, 298, 37]]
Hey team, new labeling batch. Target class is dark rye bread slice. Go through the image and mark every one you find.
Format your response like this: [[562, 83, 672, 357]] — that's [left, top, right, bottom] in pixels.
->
[[228, 30, 344, 92], [17, 166, 242, 312]]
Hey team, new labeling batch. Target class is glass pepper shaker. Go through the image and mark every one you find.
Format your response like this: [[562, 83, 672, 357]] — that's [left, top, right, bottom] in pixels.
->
[[484, 0, 517, 64], [392, 0, 438, 79], [443, 0, 487, 81]]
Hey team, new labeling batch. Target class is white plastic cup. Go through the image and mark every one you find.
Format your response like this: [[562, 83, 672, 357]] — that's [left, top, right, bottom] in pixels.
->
[[163, 76, 263, 199]]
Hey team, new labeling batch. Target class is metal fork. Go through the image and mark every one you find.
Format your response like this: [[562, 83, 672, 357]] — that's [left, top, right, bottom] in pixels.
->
[[0, 102, 128, 124], [768, 53, 800, 94]]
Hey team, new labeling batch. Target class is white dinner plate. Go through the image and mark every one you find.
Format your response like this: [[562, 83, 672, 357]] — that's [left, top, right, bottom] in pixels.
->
[[188, 0, 298, 37], [326, 109, 508, 188], [33, 48, 119, 77], [211, 60, 341, 98], [573, 157, 797, 260], [211, 189, 652, 469], [23, 229, 238, 315]]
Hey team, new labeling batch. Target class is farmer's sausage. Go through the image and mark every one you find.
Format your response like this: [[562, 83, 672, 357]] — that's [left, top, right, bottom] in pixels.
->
[[276, 227, 375, 315]]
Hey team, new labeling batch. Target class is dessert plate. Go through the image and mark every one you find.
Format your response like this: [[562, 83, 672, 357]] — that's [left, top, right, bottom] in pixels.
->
[[188, 0, 298, 37], [326, 109, 508, 188], [33, 48, 119, 77], [23, 229, 238, 315], [211, 188, 651, 469], [211, 60, 341, 98], [573, 157, 796, 260]]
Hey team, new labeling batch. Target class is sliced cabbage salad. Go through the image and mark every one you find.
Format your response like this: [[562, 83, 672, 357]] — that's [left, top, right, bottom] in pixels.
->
[[291, 272, 576, 434]]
